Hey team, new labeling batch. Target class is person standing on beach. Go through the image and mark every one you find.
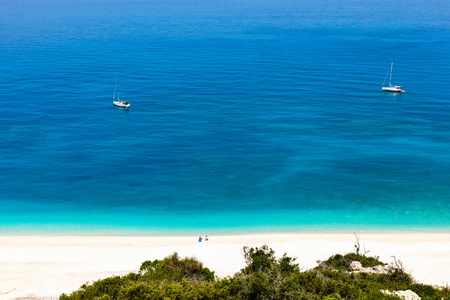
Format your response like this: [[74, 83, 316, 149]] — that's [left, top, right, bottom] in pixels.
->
[[205, 235, 208, 241], [198, 236, 202, 242]]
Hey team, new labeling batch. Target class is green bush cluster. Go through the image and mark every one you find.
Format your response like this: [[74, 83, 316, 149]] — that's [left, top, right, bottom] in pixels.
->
[[317, 253, 386, 271], [60, 246, 449, 300]]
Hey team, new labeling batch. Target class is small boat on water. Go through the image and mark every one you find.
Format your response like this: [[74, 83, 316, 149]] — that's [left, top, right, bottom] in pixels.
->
[[113, 75, 130, 108], [114, 100, 130, 108], [382, 62, 405, 93]]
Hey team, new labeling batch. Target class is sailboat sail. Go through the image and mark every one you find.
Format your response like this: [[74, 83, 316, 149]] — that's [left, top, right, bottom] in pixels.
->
[[113, 74, 118, 101]]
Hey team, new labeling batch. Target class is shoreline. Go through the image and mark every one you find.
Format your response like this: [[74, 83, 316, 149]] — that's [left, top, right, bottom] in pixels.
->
[[1, 225, 450, 237], [1, 232, 449, 299]]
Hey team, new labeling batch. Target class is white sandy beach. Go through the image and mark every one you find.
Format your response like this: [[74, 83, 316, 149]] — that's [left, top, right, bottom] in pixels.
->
[[1, 232, 449, 299]]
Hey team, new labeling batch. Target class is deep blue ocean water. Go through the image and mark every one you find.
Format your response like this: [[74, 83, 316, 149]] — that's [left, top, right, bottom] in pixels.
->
[[1, 0, 449, 234]]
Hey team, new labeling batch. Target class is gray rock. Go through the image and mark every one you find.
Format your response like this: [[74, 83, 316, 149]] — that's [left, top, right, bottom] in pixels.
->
[[349, 263, 391, 274], [361, 267, 374, 274], [349, 261, 362, 271], [394, 290, 421, 300], [373, 265, 385, 273], [381, 289, 421, 300]]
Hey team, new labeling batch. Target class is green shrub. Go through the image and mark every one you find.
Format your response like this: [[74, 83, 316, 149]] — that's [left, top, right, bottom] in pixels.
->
[[139, 252, 215, 282], [241, 245, 276, 274], [318, 253, 386, 271], [60, 245, 444, 300]]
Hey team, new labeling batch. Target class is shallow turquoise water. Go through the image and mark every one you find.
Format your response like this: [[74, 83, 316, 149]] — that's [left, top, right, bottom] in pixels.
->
[[1, 0, 449, 234]]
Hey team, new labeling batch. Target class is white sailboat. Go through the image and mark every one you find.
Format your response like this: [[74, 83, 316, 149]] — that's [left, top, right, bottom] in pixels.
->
[[382, 62, 405, 93], [113, 75, 130, 108]]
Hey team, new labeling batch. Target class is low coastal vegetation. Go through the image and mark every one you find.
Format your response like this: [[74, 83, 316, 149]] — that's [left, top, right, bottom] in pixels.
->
[[60, 245, 449, 300]]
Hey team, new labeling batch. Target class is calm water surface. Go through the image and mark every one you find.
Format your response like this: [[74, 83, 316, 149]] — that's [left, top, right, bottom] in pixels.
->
[[0, 0, 449, 234]]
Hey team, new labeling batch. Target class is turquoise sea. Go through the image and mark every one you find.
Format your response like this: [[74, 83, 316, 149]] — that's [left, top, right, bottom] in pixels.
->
[[1, 0, 449, 235]]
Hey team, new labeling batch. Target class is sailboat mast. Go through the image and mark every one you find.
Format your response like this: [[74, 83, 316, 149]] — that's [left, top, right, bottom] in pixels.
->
[[389, 62, 393, 87], [113, 74, 118, 100]]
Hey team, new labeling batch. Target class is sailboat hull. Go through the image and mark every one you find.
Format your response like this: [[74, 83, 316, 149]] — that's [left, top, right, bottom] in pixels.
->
[[382, 86, 405, 93], [113, 101, 130, 108]]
